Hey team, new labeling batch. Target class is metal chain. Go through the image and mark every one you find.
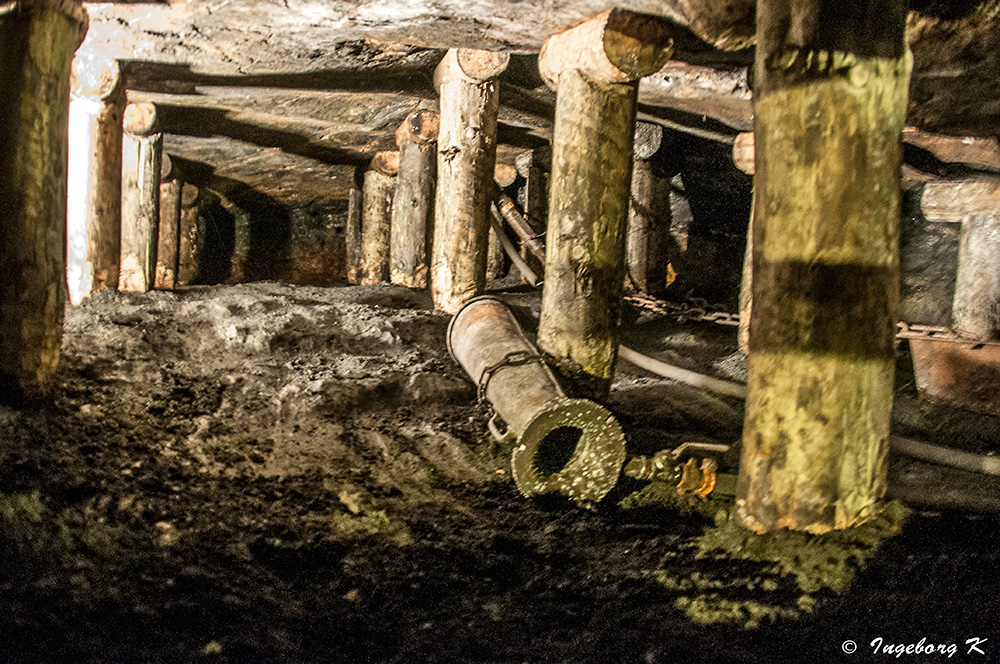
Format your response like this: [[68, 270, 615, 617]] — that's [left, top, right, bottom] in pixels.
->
[[624, 293, 741, 327], [476, 350, 546, 407], [625, 292, 979, 344]]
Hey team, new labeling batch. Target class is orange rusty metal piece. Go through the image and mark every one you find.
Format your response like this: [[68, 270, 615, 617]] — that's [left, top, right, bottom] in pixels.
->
[[909, 337, 1000, 415]]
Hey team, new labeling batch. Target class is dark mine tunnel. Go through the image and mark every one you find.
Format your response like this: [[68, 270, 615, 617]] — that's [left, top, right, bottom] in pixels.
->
[[2, 0, 1000, 662]]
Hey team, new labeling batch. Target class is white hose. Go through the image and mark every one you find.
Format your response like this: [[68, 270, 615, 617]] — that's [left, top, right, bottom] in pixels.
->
[[617, 346, 1000, 477]]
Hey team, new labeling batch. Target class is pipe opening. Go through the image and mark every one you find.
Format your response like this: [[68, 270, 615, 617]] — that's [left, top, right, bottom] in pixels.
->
[[534, 426, 582, 475]]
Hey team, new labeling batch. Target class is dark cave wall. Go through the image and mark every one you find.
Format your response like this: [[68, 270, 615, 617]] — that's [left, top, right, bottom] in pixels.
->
[[191, 192, 349, 286]]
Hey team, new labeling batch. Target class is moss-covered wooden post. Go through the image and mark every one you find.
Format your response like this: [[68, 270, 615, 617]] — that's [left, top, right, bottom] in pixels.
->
[[737, 0, 911, 534], [176, 184, 200, 287], [155, 155, 181, 290], [536, 9, 673, 397], [390, 110, 438, 288], [119, 102, 162, 293], [359, 151, 398, 285], [0, 0, 87, 397], [430, 48, 509, 313], [66, 53, 124, 305], [627, 122, 671, 295]]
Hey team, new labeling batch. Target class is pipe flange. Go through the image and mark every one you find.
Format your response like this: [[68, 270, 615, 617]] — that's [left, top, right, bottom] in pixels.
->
[[511, 397, 626, 503]]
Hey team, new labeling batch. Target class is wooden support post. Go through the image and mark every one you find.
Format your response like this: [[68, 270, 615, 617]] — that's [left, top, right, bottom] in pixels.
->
[[66, 54, 124, 305], [155, 155, 181, 290], [0, 0, 87, 397], [390, 110, 438, 288], [430, 48, 509, 313], [536, 9, 673, 397], [345, 166, 364, 284], [486, 226, 506, 280], [359, 151, 398, 285], [515, 148, 550, 282], [733, 131, 755, 355], [922, 178, 1000, 340], [737, 0, 911, 534], [627, 122, 671, 295], [176, 184, 200, 287], [119, 102, 163, 293]]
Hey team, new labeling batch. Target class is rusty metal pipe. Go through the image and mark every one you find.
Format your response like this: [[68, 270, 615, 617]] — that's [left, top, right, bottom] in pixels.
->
[[493, 184, 546, 266], [447, 296, 626, 502]]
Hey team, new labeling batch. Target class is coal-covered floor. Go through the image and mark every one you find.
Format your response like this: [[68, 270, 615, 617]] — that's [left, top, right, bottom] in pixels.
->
[[1, 282, 998, 664]]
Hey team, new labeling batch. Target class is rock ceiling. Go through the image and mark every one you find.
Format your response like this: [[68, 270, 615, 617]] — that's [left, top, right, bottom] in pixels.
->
[[81, 0, 1000, 202]]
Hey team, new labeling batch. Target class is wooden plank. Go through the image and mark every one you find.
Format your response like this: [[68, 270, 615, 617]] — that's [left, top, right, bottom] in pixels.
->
[[922, 178, 1000, 223]]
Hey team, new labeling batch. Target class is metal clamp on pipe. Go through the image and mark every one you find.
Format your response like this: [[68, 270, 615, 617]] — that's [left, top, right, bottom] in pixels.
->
[[448, 296, 627, 503]]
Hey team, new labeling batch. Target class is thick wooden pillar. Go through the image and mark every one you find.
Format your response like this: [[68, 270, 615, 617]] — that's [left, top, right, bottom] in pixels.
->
[[430, 48, 509, 313], [627, 122, 671, 295], [0, 0, 87, 397], [176, 184, 200, 287], [390, 110, 438, 288], [119, 102, 162, 293], [737, 0, 911, 534], [345, 166, 364, 284], [536, 9, 673, 397], [359, 151, 398, 285], [66, 54, 124, 305], [922, 178, 1000, 340], [155, 155, 181, 290]]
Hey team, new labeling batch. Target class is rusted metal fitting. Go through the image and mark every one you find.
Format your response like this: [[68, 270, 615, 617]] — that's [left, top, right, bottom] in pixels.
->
[[447, 296, 627, 503], [624, 442, 735, 499]]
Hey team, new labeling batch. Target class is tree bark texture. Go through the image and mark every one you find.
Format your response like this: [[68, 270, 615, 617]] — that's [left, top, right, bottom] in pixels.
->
[[66, 58, 124, 305], [537, 70, 640, 397], [390, 113, 438, 288], [119, 103, 162, 293], [626, 158, 672, 295], [737, 0, 911, 534], [0, 0, 87, 397], [359, 169, 396, 285], [176, 184, 200, 286], [155, 168, 182, 290], [345, 166, 364, 284], [430, 56, 502, 313], [952, 213, 1000, 341]]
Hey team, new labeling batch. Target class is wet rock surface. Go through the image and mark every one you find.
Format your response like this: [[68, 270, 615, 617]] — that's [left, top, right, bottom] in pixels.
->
[[0, 282, 997, 663]]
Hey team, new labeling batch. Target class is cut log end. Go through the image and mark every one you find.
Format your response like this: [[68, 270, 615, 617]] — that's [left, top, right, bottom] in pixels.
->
[[71, 52, 121, 100], [633, 121, 664, 161], [538, 9, 673, 90], [434, 48, 510, 89], [123, 102, 159, 136], [396, 109, 441, 147], [494, 162, 518, 188], [370, 150, 400, 176], [732, 131, 755, 175]]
